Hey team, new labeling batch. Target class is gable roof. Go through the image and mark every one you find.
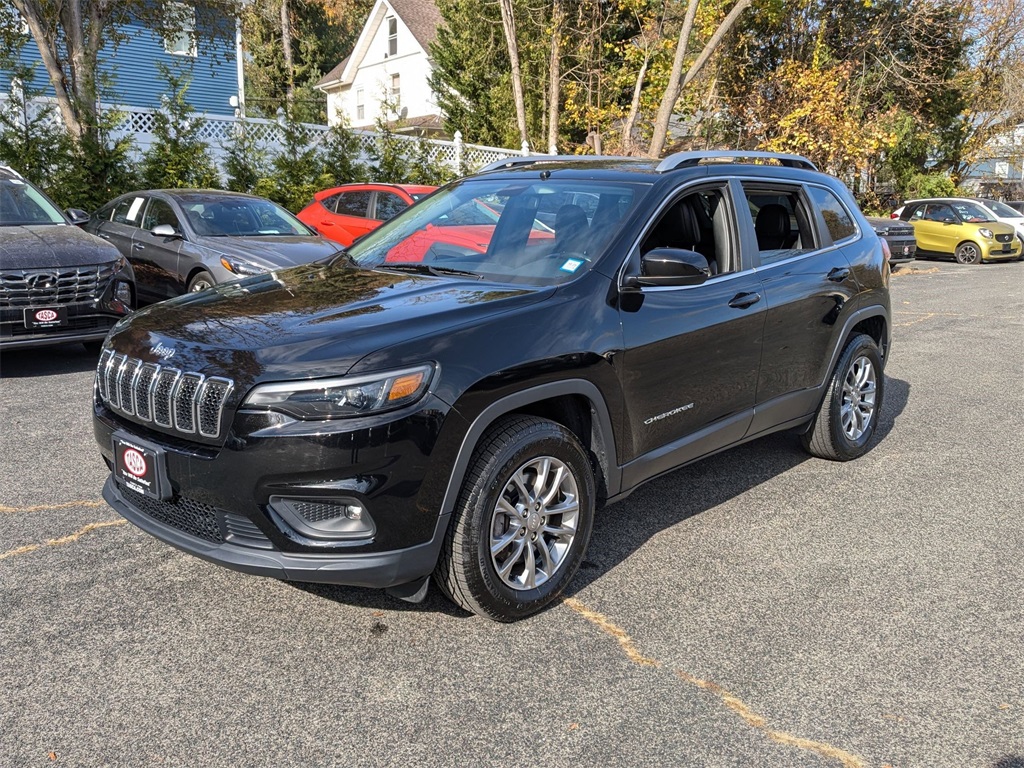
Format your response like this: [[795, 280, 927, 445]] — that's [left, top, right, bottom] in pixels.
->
[[316, 0, 441, 91]]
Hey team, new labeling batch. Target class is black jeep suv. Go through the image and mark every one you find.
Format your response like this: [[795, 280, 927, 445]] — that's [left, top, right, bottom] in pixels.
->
[[93, 152, 891, 621]]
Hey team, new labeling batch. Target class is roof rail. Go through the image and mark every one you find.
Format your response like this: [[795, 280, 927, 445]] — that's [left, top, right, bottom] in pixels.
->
[[0, 164, 22, 179], [477, 154, 625, 173], [656, 151, 818, 173]]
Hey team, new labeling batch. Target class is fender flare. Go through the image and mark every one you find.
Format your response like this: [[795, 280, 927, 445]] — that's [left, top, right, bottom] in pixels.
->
[[819, 305, 890, 388], [438, 379, 620, 517]]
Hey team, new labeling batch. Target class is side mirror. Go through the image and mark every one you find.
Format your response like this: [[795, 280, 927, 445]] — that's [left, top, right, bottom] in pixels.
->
[[66, 208, 90, 226], [942, 216, 958, 225], [625, 248, 710, 288], [151, 223, 182, 239]]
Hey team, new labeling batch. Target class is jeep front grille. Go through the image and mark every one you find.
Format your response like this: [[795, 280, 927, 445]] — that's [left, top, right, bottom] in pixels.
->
[[97, 350, 234, 439], [0, 264, 115, 308]]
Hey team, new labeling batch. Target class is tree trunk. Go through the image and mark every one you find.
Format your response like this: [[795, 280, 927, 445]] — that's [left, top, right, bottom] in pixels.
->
[[280, 0, 295, 112], [498, 0, 529, 150], [546, 0, 563, 154], [648, 0, 751, 158], [621, 54, 650, 155]]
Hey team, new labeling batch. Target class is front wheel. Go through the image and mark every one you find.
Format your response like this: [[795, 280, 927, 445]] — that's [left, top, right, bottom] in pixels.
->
[[187, 271, 215, 293], [955, 242, 982, 265], [803, 333, 885, 461], [434, 415, 596, 621]]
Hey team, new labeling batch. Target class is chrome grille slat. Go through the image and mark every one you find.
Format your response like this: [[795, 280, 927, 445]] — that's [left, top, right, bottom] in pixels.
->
[[95, 354, 233, 439]]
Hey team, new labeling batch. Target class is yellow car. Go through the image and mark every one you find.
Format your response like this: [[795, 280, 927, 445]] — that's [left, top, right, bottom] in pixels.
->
[[899, 198, 1021, 264]]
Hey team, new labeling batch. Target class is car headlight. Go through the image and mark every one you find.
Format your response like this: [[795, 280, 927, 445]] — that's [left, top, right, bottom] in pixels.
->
[[978, 228, 993, 239], [243, 364, 435, 420], [220, 256, 269, 276]]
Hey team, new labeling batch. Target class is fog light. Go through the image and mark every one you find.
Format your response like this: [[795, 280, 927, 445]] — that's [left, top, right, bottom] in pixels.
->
[[269, 496, 376, 541]]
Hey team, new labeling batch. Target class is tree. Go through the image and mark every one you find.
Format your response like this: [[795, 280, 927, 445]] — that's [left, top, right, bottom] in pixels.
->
[[4, 0, 238, 144], [497, 0, 529, 150], [648, 0, 751, 158]]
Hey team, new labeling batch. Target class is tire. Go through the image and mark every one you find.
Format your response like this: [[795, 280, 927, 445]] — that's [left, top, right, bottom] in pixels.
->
[[187, 271, 215, 292], [802, 333, 885, 461], [954, 242, 982, 265], [434, 415, 596, 621]]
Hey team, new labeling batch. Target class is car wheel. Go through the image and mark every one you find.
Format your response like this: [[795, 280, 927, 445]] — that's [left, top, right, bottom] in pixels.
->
[[435, 415, 595, 621], [955, 242, 982, 265], [802, 333, 885, 461], [187, 271, 215, 292]]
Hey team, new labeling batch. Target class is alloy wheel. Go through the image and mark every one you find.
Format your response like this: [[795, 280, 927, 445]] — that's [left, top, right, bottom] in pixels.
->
[[841, 355, 877, 441]]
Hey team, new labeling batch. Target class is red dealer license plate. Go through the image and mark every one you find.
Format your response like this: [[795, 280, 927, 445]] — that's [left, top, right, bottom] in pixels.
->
[[113, 433, 170, 500], [24, 306, 67, 329]]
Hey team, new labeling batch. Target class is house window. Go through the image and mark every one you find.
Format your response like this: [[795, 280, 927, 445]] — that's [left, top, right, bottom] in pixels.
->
[[387, 17, 397, 56], [390, 73, 400, 102], [355, 89, 365, 120], [164, 2, 197, 57]]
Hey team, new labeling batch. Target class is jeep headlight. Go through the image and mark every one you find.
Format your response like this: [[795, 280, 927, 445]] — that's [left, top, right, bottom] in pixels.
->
[[243, 365, 435, 420], [978, 228, 994, 239]]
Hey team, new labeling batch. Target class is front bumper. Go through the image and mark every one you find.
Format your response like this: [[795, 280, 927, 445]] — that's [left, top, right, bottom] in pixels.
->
[[981, 239, 1021, 261], [0, 303, 125, 349], [103, 477, 449, 587], [94, 392, 462, 588]]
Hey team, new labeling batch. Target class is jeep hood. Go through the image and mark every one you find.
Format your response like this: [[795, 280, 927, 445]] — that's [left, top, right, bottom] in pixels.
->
[[107, 262, 551, 385]]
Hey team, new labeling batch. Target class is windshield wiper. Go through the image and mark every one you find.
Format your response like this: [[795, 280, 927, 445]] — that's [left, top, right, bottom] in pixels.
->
[[378, 263, 483, 280]]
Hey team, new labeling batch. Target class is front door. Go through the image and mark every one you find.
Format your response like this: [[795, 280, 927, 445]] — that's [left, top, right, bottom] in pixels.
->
[[617, 181, 765, 468]]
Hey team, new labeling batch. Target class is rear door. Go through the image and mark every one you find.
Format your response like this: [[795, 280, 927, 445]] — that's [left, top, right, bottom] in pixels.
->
[[372, 190, 411, 223], [131, 197, 184, 299], [94, 195, 146, 263], [738, 179, 860, 432], [328, 190, 376, 245]]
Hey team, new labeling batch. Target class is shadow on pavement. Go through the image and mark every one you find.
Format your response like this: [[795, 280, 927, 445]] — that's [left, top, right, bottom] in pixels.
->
[[293, 376, 909, 618], [0, 343, 101, 378]]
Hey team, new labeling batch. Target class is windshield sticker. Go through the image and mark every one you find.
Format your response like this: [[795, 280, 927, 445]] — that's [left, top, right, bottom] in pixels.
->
[[127, 197, 145, 222], [560, 258, 584, 273]]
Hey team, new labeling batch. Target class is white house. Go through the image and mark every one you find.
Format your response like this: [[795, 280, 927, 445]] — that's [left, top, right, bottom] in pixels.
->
[[316, 0, 443, 135]]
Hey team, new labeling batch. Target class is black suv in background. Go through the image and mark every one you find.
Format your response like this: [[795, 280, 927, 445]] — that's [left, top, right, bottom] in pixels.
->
[[1, 166, 134, 351], [93, 152, 891, 621]]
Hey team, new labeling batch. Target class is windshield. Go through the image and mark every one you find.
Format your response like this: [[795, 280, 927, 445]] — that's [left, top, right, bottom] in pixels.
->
[[178, 195, 314, 237], [0, 178, 66, 226], [347, 178, 643, 286], [950, 201, 994, 223], [981, 199, 1023, 219]]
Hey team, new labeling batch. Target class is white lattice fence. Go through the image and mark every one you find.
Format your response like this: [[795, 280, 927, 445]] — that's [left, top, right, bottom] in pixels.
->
[[2, 98, 524, 177]]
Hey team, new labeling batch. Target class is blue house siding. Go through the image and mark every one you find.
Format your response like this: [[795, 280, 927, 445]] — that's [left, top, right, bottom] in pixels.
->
[[0, 10, 237, 116]]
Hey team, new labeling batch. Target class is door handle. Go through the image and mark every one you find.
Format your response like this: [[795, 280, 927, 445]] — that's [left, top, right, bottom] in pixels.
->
[[99, 234, 111, 240], [728, 292, 761, 309], [827, 267, 850, 282], [133, 243, 145, 251], [320, 220, 333, 226]]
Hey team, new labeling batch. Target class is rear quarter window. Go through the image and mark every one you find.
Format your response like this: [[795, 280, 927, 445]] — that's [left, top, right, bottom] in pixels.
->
[[806, 186, 856, 242]]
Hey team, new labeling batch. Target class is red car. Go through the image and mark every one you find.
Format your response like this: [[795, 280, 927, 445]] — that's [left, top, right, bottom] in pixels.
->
[[297, 183, 437, 246]]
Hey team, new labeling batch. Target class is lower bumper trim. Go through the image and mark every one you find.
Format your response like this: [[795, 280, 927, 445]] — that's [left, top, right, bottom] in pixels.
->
[[103, 476, 449, 588]]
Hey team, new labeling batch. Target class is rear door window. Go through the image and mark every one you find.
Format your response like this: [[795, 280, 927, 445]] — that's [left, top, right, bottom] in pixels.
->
[[335, 191, 372, 218], [112, 196, 147, 227], [740, 185, 819, 264], [374, 192, 409, 222]]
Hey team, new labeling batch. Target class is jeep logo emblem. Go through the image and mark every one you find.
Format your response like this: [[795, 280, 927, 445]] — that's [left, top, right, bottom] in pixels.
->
[[150, 342, 175, 360]]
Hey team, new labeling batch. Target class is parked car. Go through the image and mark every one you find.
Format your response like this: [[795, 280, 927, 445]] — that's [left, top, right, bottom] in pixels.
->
[[867, 216, 916, 264], [87, 190, 341, 302], [0, 165, 134, 351], [297, 183, 436, 246], [897, 198, 1021, 263], [975, 198, 1024, 244], [93, 151, 891, 621], [1006, 201, 1024, 214]]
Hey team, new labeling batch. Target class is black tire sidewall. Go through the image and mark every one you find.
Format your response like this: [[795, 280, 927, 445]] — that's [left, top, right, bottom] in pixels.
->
[[955, 243, 980, 264], [827, 336, 885, 459], [462, 423, 595, 620], [188, 271, 215, 292]]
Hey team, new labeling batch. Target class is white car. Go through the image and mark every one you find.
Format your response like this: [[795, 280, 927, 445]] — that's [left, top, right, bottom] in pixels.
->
[[892, 198, 1024, 243]]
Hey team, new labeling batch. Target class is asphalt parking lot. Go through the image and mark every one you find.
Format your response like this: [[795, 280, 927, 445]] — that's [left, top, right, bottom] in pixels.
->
[[2, 259, 1023, 767]]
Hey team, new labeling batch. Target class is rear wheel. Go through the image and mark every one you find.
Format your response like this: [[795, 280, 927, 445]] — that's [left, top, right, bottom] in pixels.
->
[[955, 242, 982, 265], [187, 271, 215, 292], [803, 333, 884, 461], [434, 415, 595, 621]]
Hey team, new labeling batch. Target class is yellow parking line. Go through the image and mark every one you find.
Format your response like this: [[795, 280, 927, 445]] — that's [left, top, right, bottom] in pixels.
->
[[0, 500, 106, 514], [564, 597, 865, 768], [0, 520, 126, 562]]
